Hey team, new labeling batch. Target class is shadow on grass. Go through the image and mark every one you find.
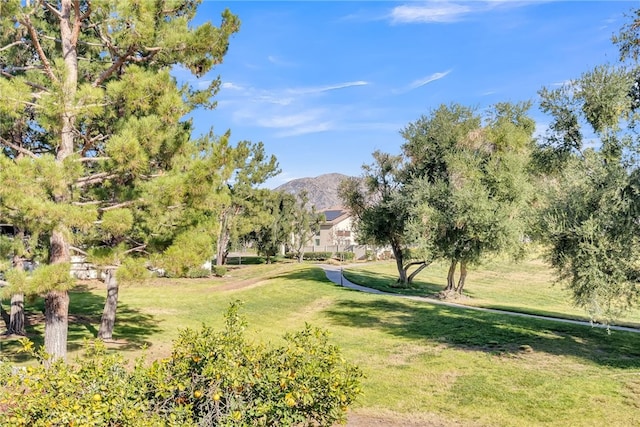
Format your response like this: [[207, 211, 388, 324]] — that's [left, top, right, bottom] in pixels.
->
[[343, 269, 444, 296], [1, 284, 161, 363], [325, 298, 640, 369]]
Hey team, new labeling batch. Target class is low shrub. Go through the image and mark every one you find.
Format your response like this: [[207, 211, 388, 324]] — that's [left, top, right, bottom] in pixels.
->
[[303, 252, 332, 261], [334, 252, 355, 262], [212, 266, 227, 277], [0, 303, 363, 426]]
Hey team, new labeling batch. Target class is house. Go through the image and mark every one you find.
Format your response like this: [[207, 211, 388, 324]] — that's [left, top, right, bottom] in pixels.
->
[[309, 207, 357, 249]]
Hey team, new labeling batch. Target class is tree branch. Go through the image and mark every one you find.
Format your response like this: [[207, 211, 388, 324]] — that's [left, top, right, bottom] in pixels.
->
[[69, 246, 88, 256], [74, 172, 117, 188], [20, 15, 59, 83], [0, 41, 26, 52], [0, 136, 38, 159], [93, 46, 134, 87], [42, 1, 63, 19], [71, 0, 82, 47], [76, 156, 110, 162], [123, 245, 146, 255], [99, 201, 136, 212]]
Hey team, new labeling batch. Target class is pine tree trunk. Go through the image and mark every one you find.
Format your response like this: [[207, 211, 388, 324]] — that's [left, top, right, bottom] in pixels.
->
[[42, 0, 78, 363], [8, 293, 25, 336], [98, 269, 118, 341], [8, 254, 25, 335], [216, 210, 230, 266], [45, 229, 70, 362], [44, 289, 69, 362]]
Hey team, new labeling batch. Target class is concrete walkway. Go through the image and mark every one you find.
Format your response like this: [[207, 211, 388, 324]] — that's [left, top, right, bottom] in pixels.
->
[[320, 264, 640, 334]]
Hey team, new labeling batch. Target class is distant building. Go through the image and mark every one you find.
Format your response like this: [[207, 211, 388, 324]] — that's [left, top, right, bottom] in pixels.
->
[[310, 207, 357, 248]]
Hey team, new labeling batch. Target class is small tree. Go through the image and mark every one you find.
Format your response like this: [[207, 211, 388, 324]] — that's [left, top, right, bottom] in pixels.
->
[[339, 152, 426, 286], [289, 191, 323, 263]]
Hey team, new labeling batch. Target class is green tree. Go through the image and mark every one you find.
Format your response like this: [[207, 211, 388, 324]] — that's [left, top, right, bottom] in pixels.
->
[[537, 60, 640, 321], [0, 0, 239, 360], [289, 191, 323, 263], [339, 151, 426, 285], [405, 103, 535, 296], [248, 191, 296, 264]]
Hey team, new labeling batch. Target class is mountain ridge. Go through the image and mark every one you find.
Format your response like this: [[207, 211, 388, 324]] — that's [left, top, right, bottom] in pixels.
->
[[275, 173, 354, 210]]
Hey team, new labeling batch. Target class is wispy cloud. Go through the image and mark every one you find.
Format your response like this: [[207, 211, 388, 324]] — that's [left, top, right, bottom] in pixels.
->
[[267, 55, 297, 67], [394, 70, 451, 94], [389, 1, 545, 24], [219, 80, 371, 137], [288, 81, 369, 95], [391, 3, 471, 24]]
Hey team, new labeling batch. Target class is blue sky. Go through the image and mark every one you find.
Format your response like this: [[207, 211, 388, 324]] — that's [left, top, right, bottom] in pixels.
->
[[182, 1, 635, 187]]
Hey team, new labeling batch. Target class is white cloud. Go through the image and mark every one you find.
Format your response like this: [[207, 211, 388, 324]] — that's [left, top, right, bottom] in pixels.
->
[[394, 70, 451, 93], [389, 1, 546, 24], [275, 122, 334, 137], [267, 55, 297, 67], [288, 81, 369, 95], [390, 3, 472, 24], [257, 110, 325, 129], [221, 82, 245, 91]]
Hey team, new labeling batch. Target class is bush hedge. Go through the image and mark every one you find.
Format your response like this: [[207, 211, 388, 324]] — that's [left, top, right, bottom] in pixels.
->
[[0, 303, 363, 426]]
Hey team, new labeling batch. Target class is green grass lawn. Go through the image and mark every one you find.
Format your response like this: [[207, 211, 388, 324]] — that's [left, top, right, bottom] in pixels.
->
[[2, 259, 640, 426], [342, 255, 640, 327]]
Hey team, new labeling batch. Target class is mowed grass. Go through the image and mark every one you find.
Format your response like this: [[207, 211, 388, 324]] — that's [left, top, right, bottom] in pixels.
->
[[342, 255, 640, 327], [2, 258, 640, 426]]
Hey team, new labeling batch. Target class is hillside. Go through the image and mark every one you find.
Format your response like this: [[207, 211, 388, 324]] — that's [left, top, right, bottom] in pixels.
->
[[275, 173, 353, 210]]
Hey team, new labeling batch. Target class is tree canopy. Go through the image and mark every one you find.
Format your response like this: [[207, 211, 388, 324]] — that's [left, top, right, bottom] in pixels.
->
[[0, 0, 240, 360]]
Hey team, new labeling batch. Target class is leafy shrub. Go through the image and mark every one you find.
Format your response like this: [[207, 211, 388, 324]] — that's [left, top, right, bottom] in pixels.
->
[[334, 252, 355, 261], [212, 266, 227, 277], [0, 341, 161, 427], [0, 304, 363, 426], [187, 268, 212, 278], [302, 252, 332, 261]]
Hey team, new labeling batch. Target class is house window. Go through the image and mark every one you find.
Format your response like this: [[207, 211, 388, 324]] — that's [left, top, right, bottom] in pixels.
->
[[336, 230, 351, 237], [315, 239, 320, 246]]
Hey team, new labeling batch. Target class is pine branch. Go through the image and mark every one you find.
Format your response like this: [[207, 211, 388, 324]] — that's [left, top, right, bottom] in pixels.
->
[[20, 14, 59, 84], [123, 245, 146, 255], [74, 172, 117, 188], [99, 201, 136, 212], [69, 246, 88, 256], [92, 46, 134, 87], [0, 41, 27, 52], [0, 136, 38, 159]]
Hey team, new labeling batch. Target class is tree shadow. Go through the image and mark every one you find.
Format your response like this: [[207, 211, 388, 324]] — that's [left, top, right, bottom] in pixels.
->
[[0, 284, 161, 362], [324, 298, 640, 369]]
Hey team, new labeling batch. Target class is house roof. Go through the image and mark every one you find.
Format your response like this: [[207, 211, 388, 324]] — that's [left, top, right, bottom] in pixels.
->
[[321, 207, 350, 225]]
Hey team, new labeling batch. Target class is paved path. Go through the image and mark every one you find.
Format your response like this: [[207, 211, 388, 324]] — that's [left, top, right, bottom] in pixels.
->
[[320, 264, 640, 334]]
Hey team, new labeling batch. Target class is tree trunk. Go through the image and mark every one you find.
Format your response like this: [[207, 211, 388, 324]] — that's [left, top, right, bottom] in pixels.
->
[[42, 0, 78, 363], [8, 293, 25, 336], [445, 259, 457, 291], [45, 229, 71, 362], [8, 254, 25, 335], [391, 240, 407, 285], [98, 268, 118, 341], [216, 210, 231, 266], [455, 260, 468, 295], [44, 289, 69, 362], [407, 261, 428, 284]]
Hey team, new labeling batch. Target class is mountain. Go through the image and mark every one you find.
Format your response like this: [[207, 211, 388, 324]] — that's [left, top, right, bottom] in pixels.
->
[[275, 173, 354, 210]]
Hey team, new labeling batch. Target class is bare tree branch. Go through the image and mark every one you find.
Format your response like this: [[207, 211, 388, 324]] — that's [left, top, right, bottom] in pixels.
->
[[0, 136, 38, 159]]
